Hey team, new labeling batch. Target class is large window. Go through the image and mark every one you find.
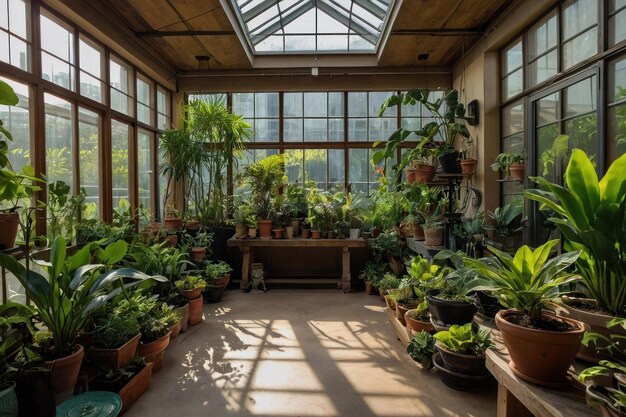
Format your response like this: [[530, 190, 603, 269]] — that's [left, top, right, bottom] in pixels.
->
[[111, 120, 130, 208], [110, 56, 134, 117], [528, 12, 557, 87], [0, 0, 30, 72], [501, 39, 523, 101], [348, 91, 396, 142], [137, 74, 154, 126], [157, 87, 170, 130], [138, 129, 154, 219], [284, 92, 344, 142], [0, 76, 30, 175], [233, 92, 279, 142], [40, 11, 75, 91], [78, 107, 100, 219], [79, 36, 104, 103], [44, 93, 73, 187], [608, 54, 626, 163]]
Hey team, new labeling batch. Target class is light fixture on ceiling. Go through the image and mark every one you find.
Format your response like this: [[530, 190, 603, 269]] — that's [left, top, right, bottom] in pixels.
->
[[417, 53, 429, 61]]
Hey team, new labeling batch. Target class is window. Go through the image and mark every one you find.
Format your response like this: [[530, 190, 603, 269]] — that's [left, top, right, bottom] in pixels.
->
[[348, 91, 396, 142], [609, 0, 626, 46], [157, 87, 170, 130], [138, 129, 154, 220], [348, 148, 379, 193], [0, 0, 30, 71], [283, 92, 344, 142], [233, 92, 279, 142], [608, 55, 626, 162], [400, 90, 445, 141], [44, 93, 73, 187], [501, 100, 525, 204], [110, 56, 134, 116], [78, 107, 100, 219], [561, 0, 597, 70], [40, 12, 75, 90], [79, 36, 104, 103], [501, 39, 523, 101], [284, 149, 344, 190], [111, 120, 130, 208], [137, 74, 154, 126], [528, 12, 558, 87]]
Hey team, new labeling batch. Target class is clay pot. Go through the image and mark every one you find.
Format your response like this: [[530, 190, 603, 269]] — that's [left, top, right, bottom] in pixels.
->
[[0, 212, 19, 250], [424, 227, 444, 246], [426, 290, 477, 327], [396, 301, 417, 326], [285, 226, 294, 239], [414, 164, 436, 184], [258, 219, 273, 239], [136, 332, 171, 372], [311, 229, 321, 239], [495, 310, 586, 387], [461, 158, 477, 176], [384, 295, 397, 311], [327, 231, 335, 239], [435, 344, 488, 376], [118, 362, 153, 415], [191, 247, 206, 261], [235, 223, 248, 239], [180, 288, 203, 300], [185, 220, 201, 231], [404, 167, 417, 183], [90, 333, 141, 369], [173, 303, 189, 333], [302, 228, 311, 239], [164, 217, 183, 231], [412, 224, 425, 241], [365, 281, 377, 295], [371, 226, 382, 238], [510, 163, 525, 180], [248, 227, 257, 238], [272, 228, 284, 239], [405, 310, 434, 333], [45, 344, 85, 396], [165, 234, 178, 247], [188, 295, 204, 325], [290, 219, 300, 236]]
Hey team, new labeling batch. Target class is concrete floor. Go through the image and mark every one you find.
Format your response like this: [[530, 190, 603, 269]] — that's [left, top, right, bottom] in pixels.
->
[[125, 289, 496, 417]]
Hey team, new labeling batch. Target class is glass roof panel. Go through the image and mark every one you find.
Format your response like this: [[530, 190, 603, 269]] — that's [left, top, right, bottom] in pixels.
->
[[232, 0, 392, 53]]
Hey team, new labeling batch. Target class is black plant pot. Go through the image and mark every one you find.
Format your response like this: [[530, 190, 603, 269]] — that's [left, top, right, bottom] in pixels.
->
[[435, 344, 488, 376], [426, 289, 477, 326], [432, 352, 494, 392], [475, 291, 504, 318], [15, 371, 56, 417], [438, 151, 462, 174], [203, 285, 225, 304]]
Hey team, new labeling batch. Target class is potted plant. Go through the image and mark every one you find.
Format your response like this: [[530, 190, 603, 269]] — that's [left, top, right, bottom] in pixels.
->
[[175, 275, 207, 300], [284, 183, 309, 236], [403, 213, 425, 241], [203, 261, 233, 303], [459, 136, 476, 176], [410, 146, 438, 184], [378, 273, 401, 310], [457, 239, 585, 387], [422, 215, 445, 247], [526, 150, 626, 363], [308, 202, 326, 239], [240, 154, 286, 239], [425, 273, 478, 329], [432, 323, 494, 390], [403, 256, 440, 333], [163, 205, 183, 231], [372, 230, 405, 276], [358, 260, 385, 295], [485, 201, 524, 251], [90, 355, 153, 415], [491, 152, 525, 180], [90, 304, 142, 370], [233, 202, 254, 239], [181, 230, 213, 261], [407, 331, 436, 369]]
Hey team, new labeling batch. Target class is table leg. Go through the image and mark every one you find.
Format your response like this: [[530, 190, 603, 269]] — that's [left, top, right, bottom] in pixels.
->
[[497, 384, 534, 417], [342, 247, 351, 293], [240, 247, 253, 291]]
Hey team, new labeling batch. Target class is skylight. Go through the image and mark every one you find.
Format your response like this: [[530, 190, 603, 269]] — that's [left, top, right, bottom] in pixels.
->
[[231, 0, 393, 54]]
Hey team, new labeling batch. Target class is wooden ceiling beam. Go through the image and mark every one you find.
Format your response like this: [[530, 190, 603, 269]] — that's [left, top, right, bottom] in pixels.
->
[[137, 30, 235, 37], [390, 28, 483, 36]]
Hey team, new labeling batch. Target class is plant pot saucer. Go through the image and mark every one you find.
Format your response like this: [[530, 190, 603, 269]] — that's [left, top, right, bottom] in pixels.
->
[[432, 352, 495, 392], [508, 361, 572, 389], [430, 316, 452, 332]]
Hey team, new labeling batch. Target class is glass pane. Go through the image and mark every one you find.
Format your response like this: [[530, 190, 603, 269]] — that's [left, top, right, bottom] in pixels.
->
[[78, 107, 100, 219], [562, 27, 597, 69], [0, 31, 8, 63], [111, 89, 133, 117], [305, 149, 327, 189], [502, 40, 523, 74], [608, 103, 626, 162], [254, 119, 279, 142], [369, 92, 396, 117], [564, 76, 596, 117], [348, 92, 367, 117], [255, 93, 279, 117], [502, 101, 524, 137], [284, 35, 316, 51], [233, 93, 254, 117], [9, 35, 28, 71], [536, 123, 560, 181], [502, 69, 523, 101], [536, 92, 559, 126], [110, 58, 132, 95], [285, 149, 304, 184], [40, 14, 73, 63], [9, 0, 28, 39], [284, 92, 302, 117], [80, 72, 103, 103], [79, 38, 102, 78], [348, 149, 368, 193], [138, 129, 153, 222], [0, 76, 30, 182], [609, 9, 626, 46], [304, 93, 327, 117], [283, 119, 303, 142], [562, 0, 598, 41], [157, 88, 170, 130], [328, 92, 344, 116], [41, 51, 74, 90], [502, 133, 525, 156], [369, 118, 396, 142], [328, 118, 344, 142], [328, 149, 344, 190], [529, 13, 557, 61], [609, 55, 626, 103], [111, 120, 130, 208], [348, 118, 367, 141], [529, 50, 557, 87], [137, 102, 152, 126], [564, 113, 597, 161], [44, 93, 73, 187], [1, 0, 8, 29], [304, 118, 327, 141]]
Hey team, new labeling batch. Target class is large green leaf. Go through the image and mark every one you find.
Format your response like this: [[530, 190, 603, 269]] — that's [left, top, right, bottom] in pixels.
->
[[0, 80, 19, 106], [49, 236, 67, 281], [599, 151, 626, 204], [565, 149, 600, 220]]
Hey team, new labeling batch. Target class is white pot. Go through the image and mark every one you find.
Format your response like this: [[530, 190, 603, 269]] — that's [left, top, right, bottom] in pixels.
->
[[349, 228, 361, 239]]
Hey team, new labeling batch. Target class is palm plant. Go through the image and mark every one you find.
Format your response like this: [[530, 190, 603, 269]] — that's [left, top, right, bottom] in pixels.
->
[[240, 154, 286, 220], [525, 149, 626, 315]]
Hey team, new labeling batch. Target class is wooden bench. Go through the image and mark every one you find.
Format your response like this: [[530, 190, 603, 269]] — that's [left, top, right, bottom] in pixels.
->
[[227, 237, 367, 292]]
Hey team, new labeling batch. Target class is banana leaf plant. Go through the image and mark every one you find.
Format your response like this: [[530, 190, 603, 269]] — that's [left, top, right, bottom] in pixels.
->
[[525, 149, 626, 315], [0, 236, 167, 359]]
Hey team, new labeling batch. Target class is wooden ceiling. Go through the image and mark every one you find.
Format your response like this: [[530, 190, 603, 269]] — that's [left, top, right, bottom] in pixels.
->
[[92, 0, 512, 71]]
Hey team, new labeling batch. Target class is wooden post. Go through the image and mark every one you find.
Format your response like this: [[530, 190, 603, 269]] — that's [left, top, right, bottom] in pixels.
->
[[497, 385, 534, 417], [240, 246, 252, 291]]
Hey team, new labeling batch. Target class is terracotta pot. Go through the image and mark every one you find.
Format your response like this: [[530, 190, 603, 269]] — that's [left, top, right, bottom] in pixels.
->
[[188, 295, 204, 325], [45, 344, 85, 396], [290, 219, 300, 236], [412, 224, 425, 241], [302, 228, 311, 239], [258, 219, 273, 239], [435, 344, 488, 376], [372, 226, 382, 238], [185, 220, 201, 231], [0, 212, 19, 250], [426, 290, 477, 326], [248, 227, 257, 238], [181, 288, 203, 300], [165, 234, 178, 247], [405, 310, 434, 333], [327, 231, 335, 239], [272, 228, 284, 239], [396, 302, 417, 326], [136, 332, 171, 372], [424, 227, 444, 246], [169, 320, 182, 339], [235, 223, 248, 239], [212, 273, 231, 288], [414, 164, 436, 184], [384, 295, 397, 311], [495, 310, 586, 387], [461, 158, 477, 176], [285, 226, 294, 239], [365, 281, 377, 295], [557, 297, 624, 363], [0, 382, 18, 417], [164, 217, 183, 231], [173, 303, 189, 333], [404, 167, 417, 183], [509, 163, 525, 180], [118, 362, 153, 415], [76, 331, 95, 350], [90, 333, 141, 369], [191, 247, 206, 261], [311, 229, 321, 239]]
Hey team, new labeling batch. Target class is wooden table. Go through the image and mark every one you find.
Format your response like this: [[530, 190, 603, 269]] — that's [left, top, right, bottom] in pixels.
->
[[486, 350, 594, 417], [227, 237, 367, 292]]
